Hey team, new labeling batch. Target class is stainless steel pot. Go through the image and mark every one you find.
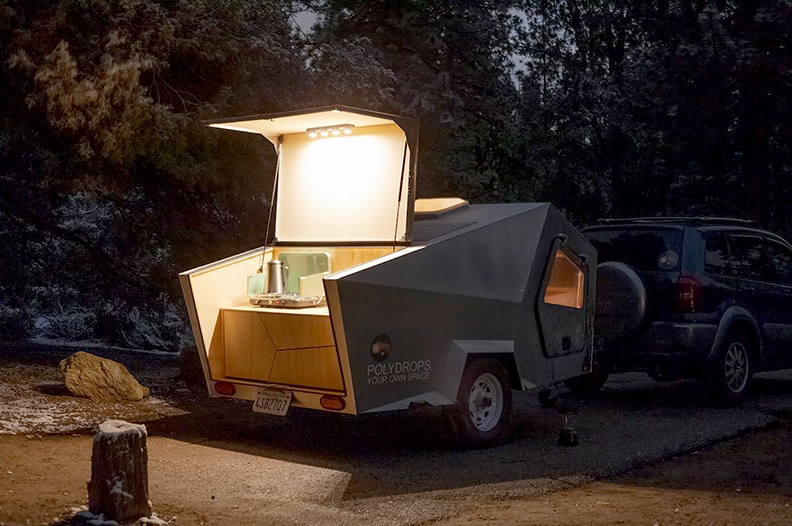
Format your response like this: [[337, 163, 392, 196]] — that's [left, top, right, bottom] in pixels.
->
[[266, 259, 287, 294]]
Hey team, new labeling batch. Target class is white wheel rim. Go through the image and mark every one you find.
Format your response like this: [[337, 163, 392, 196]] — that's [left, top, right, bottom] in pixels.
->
[[724, 342, 749, 393], [467, 372, 504, 432]]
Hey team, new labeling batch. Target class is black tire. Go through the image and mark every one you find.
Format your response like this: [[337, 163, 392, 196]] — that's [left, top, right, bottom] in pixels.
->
[[703, 329, 754, 406], [594, 262, 648, 344], [563, 367, 609, 394], [448, 358, 513, 449]]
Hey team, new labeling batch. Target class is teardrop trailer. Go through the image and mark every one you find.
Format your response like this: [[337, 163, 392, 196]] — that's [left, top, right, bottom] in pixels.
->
[[179, 106, 597, 448]]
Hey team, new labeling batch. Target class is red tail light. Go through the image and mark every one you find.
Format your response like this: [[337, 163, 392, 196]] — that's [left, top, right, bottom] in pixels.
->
[[320, 395, 346, 411], [214, 381, 236, 396], [677, 273, 702, 313]]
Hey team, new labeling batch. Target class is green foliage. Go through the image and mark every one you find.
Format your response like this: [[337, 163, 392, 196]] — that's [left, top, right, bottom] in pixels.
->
[[308, 0, 526, 200], [512, 0, 792, 230], [0, 0, 308, 350], [2, 0, 791, 349], [0, 306, 34, 341]]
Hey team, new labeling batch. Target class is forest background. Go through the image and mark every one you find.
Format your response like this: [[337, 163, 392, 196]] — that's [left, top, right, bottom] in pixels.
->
[[1, 0, 790, 352]]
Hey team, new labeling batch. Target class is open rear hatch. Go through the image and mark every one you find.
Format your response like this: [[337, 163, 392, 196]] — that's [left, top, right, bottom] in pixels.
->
[[180, 107, 419, 412]]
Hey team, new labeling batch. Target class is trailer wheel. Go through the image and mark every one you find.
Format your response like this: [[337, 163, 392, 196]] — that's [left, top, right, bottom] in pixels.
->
[[450, 358, 512, 449]]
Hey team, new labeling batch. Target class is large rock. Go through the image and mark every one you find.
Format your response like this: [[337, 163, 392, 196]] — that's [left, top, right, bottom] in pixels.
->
[[60, 351, 150, 401]]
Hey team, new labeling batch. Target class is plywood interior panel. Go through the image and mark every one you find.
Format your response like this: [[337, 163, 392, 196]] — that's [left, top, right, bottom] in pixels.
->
[[269, 347, 344, 391], [186, 248, 272, 380], [223, 310, 277, 380], [220, 307, 342, 390], [261, 311, 334, 350], [207, 310, 226, 378]]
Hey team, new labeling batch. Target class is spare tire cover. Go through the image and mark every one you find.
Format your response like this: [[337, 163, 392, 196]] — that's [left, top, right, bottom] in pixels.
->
[[594, 261, 648, 343]]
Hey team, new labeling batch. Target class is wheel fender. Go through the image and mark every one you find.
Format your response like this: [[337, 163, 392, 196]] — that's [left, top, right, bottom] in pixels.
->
[[435, 341, 517, 405], [707, 306, 762, 365]]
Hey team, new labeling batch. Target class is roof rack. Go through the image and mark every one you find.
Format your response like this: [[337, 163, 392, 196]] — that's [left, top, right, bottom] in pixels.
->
[[594, 216, 756, 226]]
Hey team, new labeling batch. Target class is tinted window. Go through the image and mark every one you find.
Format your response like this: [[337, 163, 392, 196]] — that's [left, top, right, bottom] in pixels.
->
[[584, 228, 683, 271], [543, 249, 585, 309], [704, 232, 732, 276], [730, 235, 774, 282], [765, 239, 792, 285]]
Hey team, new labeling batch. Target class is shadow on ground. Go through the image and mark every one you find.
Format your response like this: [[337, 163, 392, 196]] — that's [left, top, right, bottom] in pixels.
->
[[134, 371, 792, 500], [5, 343, 792, 502]]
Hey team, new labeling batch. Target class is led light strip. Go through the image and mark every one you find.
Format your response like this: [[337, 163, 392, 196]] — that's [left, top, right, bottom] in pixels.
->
[[307, 124, 355, 138]]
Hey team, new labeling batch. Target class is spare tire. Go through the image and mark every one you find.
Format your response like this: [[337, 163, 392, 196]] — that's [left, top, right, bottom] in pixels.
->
[[594, 261, 648, 343]]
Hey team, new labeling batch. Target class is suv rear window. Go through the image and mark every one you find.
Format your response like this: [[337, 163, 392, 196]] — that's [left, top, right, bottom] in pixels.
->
[[730, 234, 775, 282], [583, 228, 683, 271], [765, 239, 792, 285], [704, 232, 731, 276]]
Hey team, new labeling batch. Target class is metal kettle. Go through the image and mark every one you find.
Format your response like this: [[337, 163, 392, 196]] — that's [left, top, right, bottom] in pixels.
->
[[266, 259, 288, 294]]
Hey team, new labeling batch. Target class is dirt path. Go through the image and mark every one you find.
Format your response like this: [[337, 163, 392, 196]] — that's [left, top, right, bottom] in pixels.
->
[[3, 419, 792, 525], [433, 419, 792, 526], [2, 343, 792, 525]]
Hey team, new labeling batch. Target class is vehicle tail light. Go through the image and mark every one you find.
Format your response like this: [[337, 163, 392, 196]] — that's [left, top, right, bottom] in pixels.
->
[[320, 395, 346, 411], [214, 381, 236, 396], [677, 273, 702, 313]]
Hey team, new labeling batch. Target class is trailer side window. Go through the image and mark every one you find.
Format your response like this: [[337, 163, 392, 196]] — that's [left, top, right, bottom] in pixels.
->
[[543, 249, 585, 309]]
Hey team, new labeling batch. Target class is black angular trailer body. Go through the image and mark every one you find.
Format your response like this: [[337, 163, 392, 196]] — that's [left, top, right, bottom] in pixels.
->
[[179, 106, 596, 447]]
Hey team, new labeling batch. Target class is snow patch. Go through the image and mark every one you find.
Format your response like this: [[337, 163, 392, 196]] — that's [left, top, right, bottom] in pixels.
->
[[69, 506, 170, 525], [28, 337, 178, 356], [109, 479, 134, 499], [0, 384, 94, 435], [98, 420, 147, 438]]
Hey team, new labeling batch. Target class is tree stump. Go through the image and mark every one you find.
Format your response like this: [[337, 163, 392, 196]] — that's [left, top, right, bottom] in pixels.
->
[[88, 420, 152, 523]]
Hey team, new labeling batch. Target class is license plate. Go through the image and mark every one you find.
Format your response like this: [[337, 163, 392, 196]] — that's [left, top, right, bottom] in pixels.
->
[[252, 389, 292, 416]]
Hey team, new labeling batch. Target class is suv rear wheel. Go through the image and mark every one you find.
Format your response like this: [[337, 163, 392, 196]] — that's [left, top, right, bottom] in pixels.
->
[[704, 329, 754, 406]]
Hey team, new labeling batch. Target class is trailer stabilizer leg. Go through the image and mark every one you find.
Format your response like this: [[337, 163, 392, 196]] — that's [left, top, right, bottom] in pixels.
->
[[557, 397, 580, 447], [538, 387, 559, 408]]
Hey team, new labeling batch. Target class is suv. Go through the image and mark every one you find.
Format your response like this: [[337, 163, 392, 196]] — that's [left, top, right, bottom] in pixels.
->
[[573, 217, 792, 405]]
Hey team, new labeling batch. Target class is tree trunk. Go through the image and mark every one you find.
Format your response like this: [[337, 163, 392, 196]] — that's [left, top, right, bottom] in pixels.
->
[[88, 420, 152, 523]]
